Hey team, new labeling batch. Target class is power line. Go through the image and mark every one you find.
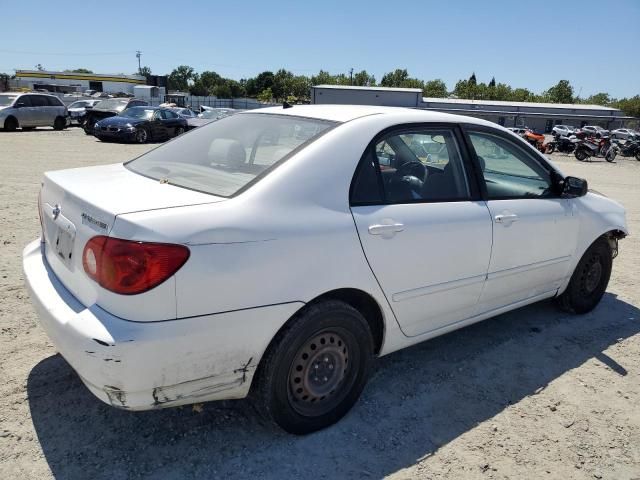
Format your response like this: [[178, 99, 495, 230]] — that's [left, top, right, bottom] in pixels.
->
[[0, 49, 136, 56]]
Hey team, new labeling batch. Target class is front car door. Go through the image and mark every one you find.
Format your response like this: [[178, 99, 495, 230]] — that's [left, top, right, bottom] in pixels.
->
[[350, 125, 493, 337], [14, 94, 35, 126], [464, 126, 579, 314]]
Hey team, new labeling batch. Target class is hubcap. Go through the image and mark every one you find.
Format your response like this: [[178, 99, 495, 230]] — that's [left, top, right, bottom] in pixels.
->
[[289, 331, 349, 405], [137, 129, 147, 142], [583, 258, 603, 294]]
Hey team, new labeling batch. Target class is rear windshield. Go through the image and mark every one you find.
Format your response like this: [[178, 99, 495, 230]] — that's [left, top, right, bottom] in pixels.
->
[[126, 113, 336, 197], [93, 98, 129, 111]]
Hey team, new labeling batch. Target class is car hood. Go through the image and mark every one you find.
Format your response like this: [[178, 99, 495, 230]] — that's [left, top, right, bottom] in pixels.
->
[[98, 115, 147, 126]]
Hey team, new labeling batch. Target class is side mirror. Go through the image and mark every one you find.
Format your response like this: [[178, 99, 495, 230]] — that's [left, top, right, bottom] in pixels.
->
[[562, 176, 588, 197]]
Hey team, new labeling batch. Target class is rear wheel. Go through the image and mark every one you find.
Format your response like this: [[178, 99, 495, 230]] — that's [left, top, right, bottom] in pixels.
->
[[635, 151, 640, 161], [253, 300, 373, 434], [175, 126, 185, 137], [3, 116, 18, 132], [556, 237, 612, 314], [545, 143, 556, 154], [53, 116, 66, 131], [575, 148, 588, 161]]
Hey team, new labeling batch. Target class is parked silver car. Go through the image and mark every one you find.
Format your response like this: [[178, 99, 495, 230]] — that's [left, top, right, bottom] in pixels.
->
[[611, 128, 639, 140], [0, 92, 68, 131], [551, 125, 575, 136]]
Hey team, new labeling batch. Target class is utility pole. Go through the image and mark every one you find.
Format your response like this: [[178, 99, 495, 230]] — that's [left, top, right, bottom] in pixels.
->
[[136, 51, 142, 74], [349, 68, 353, 85]]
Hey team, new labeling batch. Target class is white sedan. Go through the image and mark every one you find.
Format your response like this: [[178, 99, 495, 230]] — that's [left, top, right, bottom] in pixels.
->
[[24, 105, 627, 434]]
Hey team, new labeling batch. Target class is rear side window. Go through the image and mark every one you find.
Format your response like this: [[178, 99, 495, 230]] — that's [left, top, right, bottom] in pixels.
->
[[126, 113, 336, 197], [30, 95, 49, 107], [46, 96, 63, 107]]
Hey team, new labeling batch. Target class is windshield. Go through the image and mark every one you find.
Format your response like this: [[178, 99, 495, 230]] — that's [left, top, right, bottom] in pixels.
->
[[0, 95, 18, 107], [120, 107, 155, 119], [126, 113, 336, 197], [93, 98, 129, 112]]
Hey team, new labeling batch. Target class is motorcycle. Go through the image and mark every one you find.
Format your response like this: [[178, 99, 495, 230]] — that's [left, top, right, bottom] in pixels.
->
[[545, 133, 577, 154], [523, 129, 550, 153], [613, 138, 640, 161], [574, 136, 617, 162]]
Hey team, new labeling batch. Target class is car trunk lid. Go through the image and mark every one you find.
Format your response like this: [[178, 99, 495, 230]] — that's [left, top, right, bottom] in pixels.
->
[[40, 162, 222, 307]]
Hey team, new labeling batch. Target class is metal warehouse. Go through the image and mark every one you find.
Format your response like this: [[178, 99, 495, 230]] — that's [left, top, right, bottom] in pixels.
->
[[311, 85, 633, 133], [13, 70, 147, 95]]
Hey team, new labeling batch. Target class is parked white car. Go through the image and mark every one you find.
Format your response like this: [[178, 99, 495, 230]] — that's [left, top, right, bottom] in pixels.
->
[[0, 92, 68, 131], [67, 99, 102, 125], [23, 105, 627, 434], [552, 125, 575, 136]]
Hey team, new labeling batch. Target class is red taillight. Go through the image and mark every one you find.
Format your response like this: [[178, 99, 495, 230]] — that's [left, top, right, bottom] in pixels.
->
[[82, 236, 190, 295]]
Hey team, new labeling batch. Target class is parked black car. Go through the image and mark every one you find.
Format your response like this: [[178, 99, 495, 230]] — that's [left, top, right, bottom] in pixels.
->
[[83, 98, 148, 135], [94, 106, 187, 143]]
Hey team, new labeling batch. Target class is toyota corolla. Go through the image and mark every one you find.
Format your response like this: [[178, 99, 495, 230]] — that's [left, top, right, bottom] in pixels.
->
[[23, 105, 627, 434]]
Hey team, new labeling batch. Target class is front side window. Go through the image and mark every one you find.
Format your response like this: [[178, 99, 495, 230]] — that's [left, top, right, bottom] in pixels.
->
[[126, 113, 335, 197], [351, 128, 470, 204], [468, 131, 554, 199]]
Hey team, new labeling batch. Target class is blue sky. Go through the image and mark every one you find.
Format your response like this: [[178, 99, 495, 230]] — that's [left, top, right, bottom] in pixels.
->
[[1, 0, 638, 98]]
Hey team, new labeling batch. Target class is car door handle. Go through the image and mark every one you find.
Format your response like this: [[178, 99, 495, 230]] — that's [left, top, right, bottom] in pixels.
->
[[368, 223, 404, 235], [495, 214, 519, 224]]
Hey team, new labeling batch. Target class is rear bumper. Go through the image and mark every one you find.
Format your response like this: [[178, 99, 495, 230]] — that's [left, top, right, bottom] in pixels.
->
[[23, 239, 302, 410]]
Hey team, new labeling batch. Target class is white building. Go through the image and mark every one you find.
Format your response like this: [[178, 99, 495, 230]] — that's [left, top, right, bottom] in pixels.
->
[[13, 70, 147, 95], [311, 85, 635, 132]]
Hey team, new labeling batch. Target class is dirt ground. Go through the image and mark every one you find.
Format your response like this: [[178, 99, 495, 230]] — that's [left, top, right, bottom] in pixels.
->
[[0, 128, 638, 480]]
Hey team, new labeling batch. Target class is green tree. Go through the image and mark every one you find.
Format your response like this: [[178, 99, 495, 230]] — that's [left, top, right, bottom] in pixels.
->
[[543, 80, 574, 103], [488, 76, 495, 88], [352, 70, 375, 86], [380, 69, 409, 87], [311, 70, 336, 85], [511, 88, 536, 102], [35, 64, 45, 71], [65, 68, 93, 74], [469, 72, 477, 86], [585, 92, 611, 106], [213, 83, 232, 98], [168, 65, 195, 91], [423, 79, 447, 98], [257, 87, 273, 103], [613, 95, 640, 118], [246, 71, 275, 97]]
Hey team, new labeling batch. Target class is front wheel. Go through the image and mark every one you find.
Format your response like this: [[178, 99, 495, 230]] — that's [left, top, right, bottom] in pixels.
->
[[175, 126, 185, 137], [83, 116, 95, 135], [545, 143, 556, 154], [134, 127, 149, 143], [605, 148, 616, 162], [556, 237, 612, 314], [3, 116, 18, 132], [635, 150, 640, 161], [253, 300, 374, 434]]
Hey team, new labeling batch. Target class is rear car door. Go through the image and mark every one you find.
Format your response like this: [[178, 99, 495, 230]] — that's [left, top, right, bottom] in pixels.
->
[[350, 125, 492, 337], [464, 127, 579, 313], [162, 109, 182, 136]]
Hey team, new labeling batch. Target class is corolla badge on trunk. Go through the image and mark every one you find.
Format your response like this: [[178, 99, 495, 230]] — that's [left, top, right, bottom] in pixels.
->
[[81, 212, 109, 233], [52, 204, 61, 220]]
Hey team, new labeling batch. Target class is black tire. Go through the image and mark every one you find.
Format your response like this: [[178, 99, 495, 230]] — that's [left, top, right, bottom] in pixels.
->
[[556, 237, 612, 314], [53, 116, 66, 131], [546, 143, 556, 154], [134, 127, 149, 143], [635, 151, 640, 161], [605, 148, 616, 163], [83, 116, 95, 135], [4, 116, 18, 132], [175, 126, 185, 137], [253, 300, 374, 434], [575, 148, 588, 161]]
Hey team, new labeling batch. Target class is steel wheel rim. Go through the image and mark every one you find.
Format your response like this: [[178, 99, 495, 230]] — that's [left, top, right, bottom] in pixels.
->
[[288, 330, 350, 415], [583, 257, 603, 294]]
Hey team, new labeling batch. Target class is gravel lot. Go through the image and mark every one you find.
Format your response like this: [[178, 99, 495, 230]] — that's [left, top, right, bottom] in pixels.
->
[[1, 127, 638, 480]]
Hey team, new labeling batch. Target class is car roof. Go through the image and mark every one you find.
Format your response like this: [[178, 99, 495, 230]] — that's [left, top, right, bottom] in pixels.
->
[[249, 104, 496, 126]]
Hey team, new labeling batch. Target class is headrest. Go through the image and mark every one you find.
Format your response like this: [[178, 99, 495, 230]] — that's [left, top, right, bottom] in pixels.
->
[[207, 139, 246, 168]]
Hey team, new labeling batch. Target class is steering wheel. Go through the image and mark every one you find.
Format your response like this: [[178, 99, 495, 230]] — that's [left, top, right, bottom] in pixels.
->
[[396, 161, 427, 181]]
